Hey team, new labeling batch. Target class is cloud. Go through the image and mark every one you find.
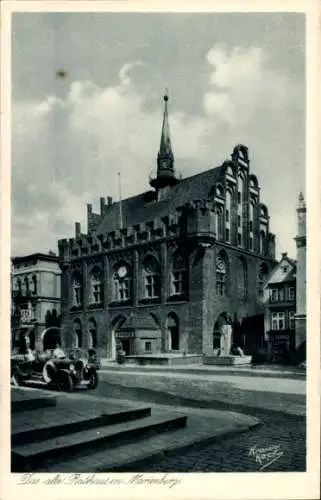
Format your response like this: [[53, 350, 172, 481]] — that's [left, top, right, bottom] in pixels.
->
[[11, 46, 304, 258]]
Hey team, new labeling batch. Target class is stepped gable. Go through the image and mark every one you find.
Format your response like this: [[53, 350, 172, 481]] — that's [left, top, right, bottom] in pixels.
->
[[94, 165, 223, 235]]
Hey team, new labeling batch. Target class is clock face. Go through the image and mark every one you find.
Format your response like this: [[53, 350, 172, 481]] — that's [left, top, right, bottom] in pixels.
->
[[118, 266, 127, 278]]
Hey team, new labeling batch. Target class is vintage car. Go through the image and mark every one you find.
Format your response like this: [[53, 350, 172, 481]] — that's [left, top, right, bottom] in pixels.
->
[[11, 350, 99, 392]]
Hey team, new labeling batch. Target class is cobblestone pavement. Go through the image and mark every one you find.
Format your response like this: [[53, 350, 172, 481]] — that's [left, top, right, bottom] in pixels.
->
[[91, 371, 306, 472]]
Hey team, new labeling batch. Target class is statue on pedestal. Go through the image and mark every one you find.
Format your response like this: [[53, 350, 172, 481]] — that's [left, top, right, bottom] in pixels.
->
[[220, 314, 233, 356]]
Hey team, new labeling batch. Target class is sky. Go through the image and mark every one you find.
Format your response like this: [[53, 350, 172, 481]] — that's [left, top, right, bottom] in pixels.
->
[[11, 12, 305, 259]]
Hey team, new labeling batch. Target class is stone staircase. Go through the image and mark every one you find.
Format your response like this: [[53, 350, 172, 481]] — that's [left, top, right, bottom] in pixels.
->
[[11, 388, 187, 473]]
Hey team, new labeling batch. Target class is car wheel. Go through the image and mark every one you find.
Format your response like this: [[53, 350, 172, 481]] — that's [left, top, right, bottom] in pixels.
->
[[56, 370, 74, 392], [87, 370, 99, 390], [11, 366, 23, 386]]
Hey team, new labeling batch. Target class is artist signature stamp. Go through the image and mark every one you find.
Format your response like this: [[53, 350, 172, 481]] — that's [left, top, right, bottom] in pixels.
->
[[249, 444, 284, 470]]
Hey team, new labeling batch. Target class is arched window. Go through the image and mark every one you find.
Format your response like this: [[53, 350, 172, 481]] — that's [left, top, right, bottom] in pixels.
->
[[90, 267, 103, 305], [260, 231, 266, 255], [215, 205, 224, 240], [225, 189, 233, 243], [73, 319, 82, 348], [113, 262, 132, 302], [216, 253, 228, 296], [257, 263, 269, 303], [237, 257, 248, 300], [88, 318, 97, 348], [72, 271, 83, 307], [237, 174, 245, 247], [31, 275, 37, 295], [16, 279, 22, 293], [170, 252, 188, 296], [142, 255, 160, 299]]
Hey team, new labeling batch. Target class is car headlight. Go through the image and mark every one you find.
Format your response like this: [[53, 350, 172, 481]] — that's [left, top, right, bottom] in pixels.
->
[[70, 364, 75, 372]]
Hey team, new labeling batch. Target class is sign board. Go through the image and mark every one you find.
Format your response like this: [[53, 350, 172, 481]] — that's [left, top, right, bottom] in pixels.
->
[[115, 330, 135, 339]]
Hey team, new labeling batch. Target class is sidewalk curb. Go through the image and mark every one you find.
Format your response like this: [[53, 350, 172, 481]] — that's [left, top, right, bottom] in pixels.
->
[[99, 365, 306, 380]]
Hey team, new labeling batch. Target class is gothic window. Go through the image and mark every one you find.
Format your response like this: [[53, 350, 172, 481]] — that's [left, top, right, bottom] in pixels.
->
[[225, 189, 233, 243], [260, 231, 266, 255], [257, 263, 269, 302], [237, 258, 247, 300], [113, 262, 132, 302], [216, 253, 228, 296], [73, 319, 82, 348], [88, 318, 97, 348], [72, 271, 83, 307], [90, 267, 103, 305], [170, 253, 188, 296], [143, 255, 160, 299], [216, 205, 224, 240]]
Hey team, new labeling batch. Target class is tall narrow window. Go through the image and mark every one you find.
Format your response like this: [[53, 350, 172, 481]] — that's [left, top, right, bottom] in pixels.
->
[[216, 254, 228, 296], [113, 263, 132, 302], [171, 253, 188, 296], [23, 276, 29, 295], [31, 275, 37, 295], [260, 231, 266, 255], [90, 267, 103, 305], [289, 311, 295, 330], [225, 189, 233, 244], [88, 318, 97, 348], [237, 257, 247, 300], [216, 205, 224, 240], [271, 312, 285, 330], [143, 256, 160, 299]]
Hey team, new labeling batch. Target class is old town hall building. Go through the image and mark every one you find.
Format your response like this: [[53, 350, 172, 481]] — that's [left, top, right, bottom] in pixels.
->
[[58, 94, 277, 361]]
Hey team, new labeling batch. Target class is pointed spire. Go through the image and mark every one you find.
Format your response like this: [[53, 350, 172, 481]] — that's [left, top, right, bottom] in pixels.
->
[[150, 91, 178, 190], [298, 192, 306, 210], [159, 91, 173, 160]]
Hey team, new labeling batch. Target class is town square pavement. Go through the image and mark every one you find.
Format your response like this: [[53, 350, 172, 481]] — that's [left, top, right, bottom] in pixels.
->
[[89, 368, 306, 472]]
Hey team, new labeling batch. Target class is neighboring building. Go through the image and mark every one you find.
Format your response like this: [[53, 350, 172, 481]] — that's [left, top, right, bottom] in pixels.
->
[[11, 252, 61, 352], [58, 94, 276, 360], [294, 192, 306, 350], [264, 253, 297, 362]]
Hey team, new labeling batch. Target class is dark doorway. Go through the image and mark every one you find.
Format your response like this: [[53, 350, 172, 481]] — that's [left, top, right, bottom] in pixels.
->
[[121, 339, 131, 356], [43, 328, 61, 351], [167, 313, 179, 351]]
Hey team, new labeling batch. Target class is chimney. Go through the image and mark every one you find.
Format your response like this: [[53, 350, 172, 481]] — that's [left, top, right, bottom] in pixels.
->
[[75, 222, 81, 238], [100, 197, 105, 216], [107, 196, 113, 206]]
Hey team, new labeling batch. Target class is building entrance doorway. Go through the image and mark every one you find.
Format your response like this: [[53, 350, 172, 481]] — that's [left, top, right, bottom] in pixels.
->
[[213, 312, 229, 351], [120, 339, 131, 356], [167, 313, 179, 351]]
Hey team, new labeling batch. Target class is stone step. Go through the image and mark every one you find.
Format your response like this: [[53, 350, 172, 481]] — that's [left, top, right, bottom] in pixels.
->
[[12, 412, 187, 472], [36, 412, 258, 473], [11, 393, 57, 413], [12, 405, 151, 446]]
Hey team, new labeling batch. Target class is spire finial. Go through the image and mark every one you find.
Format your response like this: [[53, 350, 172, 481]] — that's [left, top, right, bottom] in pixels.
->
[[164, 88, 169, 101]]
